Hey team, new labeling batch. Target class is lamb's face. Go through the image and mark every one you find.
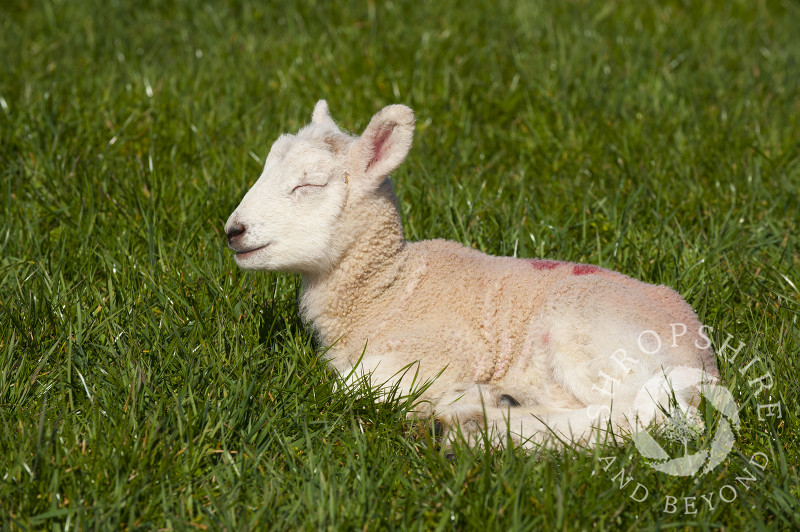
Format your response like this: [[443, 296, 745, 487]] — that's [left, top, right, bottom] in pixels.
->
[[225, 99, 414, 275], [224, 131, 350, 274]]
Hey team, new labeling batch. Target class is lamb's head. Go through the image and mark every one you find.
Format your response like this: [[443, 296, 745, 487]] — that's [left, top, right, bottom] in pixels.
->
[[225, 100, 415, 274]]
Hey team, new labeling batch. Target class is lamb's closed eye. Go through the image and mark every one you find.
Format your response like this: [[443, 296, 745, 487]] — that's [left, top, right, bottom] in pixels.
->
[[291, 171, 329, 194], [291, 182, 326, 194]]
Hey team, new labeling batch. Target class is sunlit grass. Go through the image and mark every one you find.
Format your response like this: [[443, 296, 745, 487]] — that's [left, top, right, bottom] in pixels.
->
[[1, 0, 798, 529]]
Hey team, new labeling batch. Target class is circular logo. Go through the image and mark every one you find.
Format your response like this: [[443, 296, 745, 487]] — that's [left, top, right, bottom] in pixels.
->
[[630, 367, 740, 477]]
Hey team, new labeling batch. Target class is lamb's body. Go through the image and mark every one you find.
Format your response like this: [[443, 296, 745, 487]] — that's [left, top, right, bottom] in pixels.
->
[[226, 101, 718, 447]]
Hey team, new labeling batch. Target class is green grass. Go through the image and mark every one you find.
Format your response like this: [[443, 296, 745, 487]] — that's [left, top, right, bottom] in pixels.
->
[[1, 0, 799, 529]]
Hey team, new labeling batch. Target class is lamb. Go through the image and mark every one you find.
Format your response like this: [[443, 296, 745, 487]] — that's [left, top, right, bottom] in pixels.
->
[[224, 100, 720, 448]]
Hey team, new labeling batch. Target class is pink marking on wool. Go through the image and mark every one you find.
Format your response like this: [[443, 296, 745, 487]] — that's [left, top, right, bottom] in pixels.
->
[[493, 337, 513, 381], [573, 264, 600, 275], [528, 259, 562, 270], [542, 331, 551, 345]]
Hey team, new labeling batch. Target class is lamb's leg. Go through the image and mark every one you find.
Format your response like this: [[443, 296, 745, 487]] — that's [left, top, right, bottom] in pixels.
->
[[435, 368, 714, 450], [431, 382, 572, 448], [490, 406, 631, 448], [438, 401, 628, 449]]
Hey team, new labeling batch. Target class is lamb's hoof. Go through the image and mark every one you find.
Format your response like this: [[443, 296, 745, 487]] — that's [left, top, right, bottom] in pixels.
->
[[433, 419, 445, 439], [498, 394, 521, 407]]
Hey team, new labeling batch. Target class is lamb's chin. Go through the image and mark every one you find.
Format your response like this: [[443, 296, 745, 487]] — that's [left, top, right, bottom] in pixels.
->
[[234, 245, 270, 268]]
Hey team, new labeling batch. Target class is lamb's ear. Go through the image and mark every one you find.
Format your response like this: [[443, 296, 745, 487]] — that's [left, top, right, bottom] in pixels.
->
[[350, 104, 415, 184], [311, 100, 337, 127]]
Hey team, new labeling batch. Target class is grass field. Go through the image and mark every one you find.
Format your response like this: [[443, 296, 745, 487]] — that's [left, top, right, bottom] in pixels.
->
[[2, 0, 799, 529]]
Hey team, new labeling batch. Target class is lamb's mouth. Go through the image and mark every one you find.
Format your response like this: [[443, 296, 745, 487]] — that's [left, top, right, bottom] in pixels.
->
[[234, 244, 270, 259]]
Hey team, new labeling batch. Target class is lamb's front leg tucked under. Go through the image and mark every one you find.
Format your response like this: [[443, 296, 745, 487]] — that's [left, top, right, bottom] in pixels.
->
[[329, 353, 544, 444], [332, 354, 608, 448]]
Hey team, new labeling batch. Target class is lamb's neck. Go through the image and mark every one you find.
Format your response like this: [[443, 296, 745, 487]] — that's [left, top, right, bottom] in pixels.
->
[[300, 194, 407, 346]]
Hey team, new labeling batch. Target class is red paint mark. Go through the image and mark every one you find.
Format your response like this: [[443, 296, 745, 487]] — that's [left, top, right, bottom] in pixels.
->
[[542, 331, 551, 345], [573, 264, 600, 275], [529, 259, 561, 270]]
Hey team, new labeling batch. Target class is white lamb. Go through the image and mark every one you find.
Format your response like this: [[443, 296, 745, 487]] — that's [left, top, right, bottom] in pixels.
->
[[225, 101, 720, 448]]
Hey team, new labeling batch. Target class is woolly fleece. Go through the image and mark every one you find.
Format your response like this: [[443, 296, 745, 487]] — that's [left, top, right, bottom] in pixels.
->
[[225, 101, 719, 447]]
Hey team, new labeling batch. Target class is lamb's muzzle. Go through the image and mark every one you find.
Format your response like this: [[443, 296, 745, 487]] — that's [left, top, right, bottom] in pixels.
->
[[224, 99, 720, 450], [226, 223, 246, 246]]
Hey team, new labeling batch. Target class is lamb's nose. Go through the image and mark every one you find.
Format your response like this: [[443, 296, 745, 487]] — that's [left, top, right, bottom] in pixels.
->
[[226, 223, 246, 244]]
